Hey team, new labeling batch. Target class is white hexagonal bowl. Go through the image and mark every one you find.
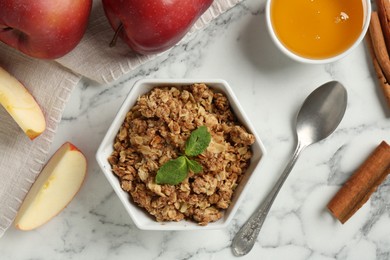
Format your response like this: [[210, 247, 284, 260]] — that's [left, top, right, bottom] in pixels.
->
[[96, 78, 266, 230]]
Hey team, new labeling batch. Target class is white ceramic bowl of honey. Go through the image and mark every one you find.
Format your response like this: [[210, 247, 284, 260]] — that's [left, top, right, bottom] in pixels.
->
[[265, 0, 371, 64]]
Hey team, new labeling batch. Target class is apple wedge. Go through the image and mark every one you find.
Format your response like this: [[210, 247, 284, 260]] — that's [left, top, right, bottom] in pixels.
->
[[0, 66, 46, 140], [14, 142, 87, 231]]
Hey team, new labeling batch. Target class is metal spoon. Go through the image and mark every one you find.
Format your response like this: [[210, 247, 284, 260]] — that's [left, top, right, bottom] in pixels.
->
[[231, 81, 347, 256]]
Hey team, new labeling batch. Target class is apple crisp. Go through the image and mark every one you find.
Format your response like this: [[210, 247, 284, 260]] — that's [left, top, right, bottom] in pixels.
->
[[108, 83, 255, 225]]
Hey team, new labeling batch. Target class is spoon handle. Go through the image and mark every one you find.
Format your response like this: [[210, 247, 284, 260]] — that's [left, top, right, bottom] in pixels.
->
[[231, 142, 305, 256]]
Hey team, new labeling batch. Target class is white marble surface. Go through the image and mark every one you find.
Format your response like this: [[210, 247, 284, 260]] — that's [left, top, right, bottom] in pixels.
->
[[1, 0, 390, 259]]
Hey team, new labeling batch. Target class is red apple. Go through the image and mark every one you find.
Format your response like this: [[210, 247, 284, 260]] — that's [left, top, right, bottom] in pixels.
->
[[0, 0, 92, 59], [102, 0, 214, 55]]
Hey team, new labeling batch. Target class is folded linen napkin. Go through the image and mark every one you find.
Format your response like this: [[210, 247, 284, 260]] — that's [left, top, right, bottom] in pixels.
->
[[0, 0, 243, 237], [57, 0, 243, 84], [0, 46, 81, 236]]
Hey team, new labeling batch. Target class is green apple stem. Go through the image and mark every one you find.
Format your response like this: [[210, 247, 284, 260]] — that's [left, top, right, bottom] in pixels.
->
[[109, 23, 124, 48]]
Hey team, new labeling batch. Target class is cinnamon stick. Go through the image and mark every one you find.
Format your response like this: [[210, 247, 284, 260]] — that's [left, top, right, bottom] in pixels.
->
[[376, 0, 390, 52], [369, 12, 390, 83], [366, 33, 390, 108], [327, 141, 390, 224]]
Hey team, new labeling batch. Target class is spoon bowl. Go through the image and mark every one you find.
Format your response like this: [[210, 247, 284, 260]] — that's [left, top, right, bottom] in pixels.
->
[[231, 81, 348, 256], [296, 81, 347, 146]]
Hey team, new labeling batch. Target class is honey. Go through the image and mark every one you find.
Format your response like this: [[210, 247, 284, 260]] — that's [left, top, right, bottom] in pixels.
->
[[271, 0, 364, 59]]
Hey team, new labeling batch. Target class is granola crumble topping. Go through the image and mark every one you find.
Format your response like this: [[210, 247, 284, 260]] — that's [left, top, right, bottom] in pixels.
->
[[108, 83, 255, 225]]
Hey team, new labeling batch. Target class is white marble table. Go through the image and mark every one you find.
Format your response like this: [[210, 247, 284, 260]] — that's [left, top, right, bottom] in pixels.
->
[[1, 0, 390, 259]]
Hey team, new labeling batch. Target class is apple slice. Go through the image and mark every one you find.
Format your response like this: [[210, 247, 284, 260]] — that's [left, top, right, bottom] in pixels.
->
[[0, 66, 46, 140], [14, 142, 87, 231]]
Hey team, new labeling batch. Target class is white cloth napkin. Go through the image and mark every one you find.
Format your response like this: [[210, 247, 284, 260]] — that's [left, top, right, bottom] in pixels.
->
[[0, 0, 243, 237], [0, 47, 81, 236], [57, 0, 243, 84]]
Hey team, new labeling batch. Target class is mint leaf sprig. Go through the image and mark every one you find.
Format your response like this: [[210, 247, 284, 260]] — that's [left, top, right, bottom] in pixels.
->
[[156, 126, 211, 185]]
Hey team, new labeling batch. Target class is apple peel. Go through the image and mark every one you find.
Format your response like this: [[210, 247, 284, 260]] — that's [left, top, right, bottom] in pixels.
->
[[0, 0, 92, 59], [14, 142, 87, 231], [0, 66, 46, 140], [102, 0, 214, 55]]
